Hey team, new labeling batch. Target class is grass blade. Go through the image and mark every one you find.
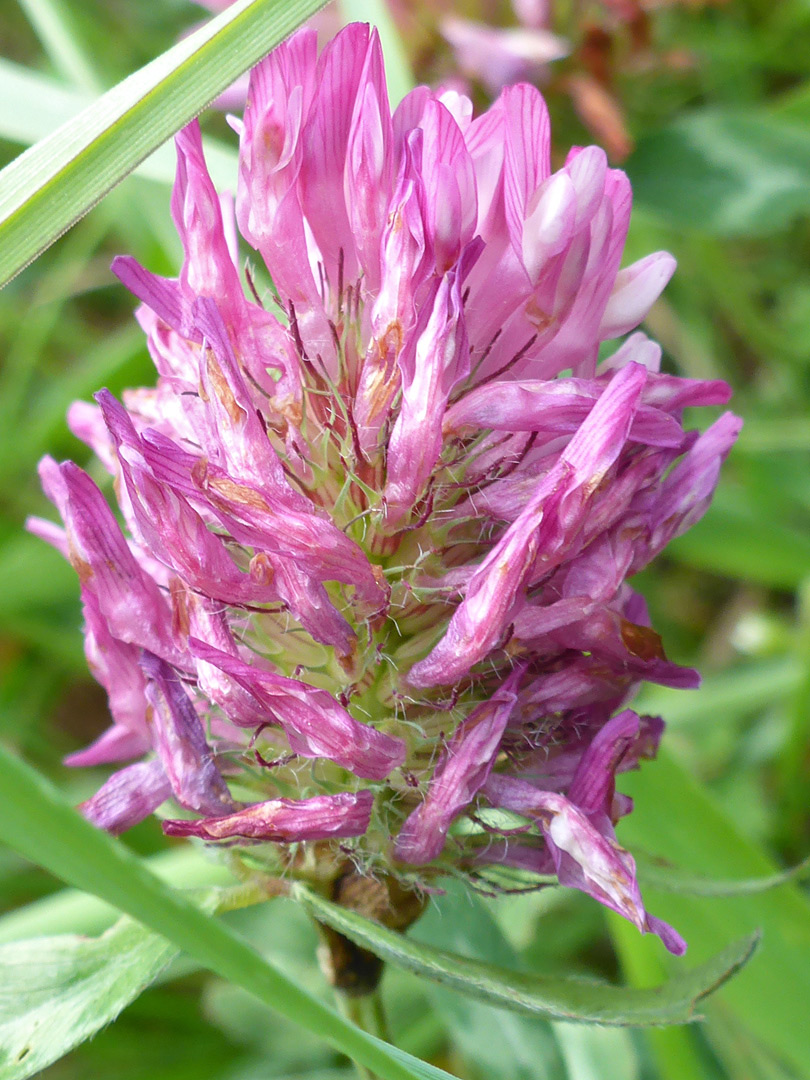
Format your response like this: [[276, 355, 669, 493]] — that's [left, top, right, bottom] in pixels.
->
[[0, 743, 453, 1080], [17, 0, 101, 93], [0, 0, 327, 287], [0, 59, 237, 190]]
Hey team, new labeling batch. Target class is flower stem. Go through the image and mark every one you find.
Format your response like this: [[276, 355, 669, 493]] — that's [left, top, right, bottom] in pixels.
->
[[336, 986, 392, 1080]]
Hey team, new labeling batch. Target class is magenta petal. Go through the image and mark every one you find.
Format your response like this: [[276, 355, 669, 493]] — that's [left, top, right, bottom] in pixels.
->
[[111, 256, 197, 340], [484, 775, 685, 954], [188, 639, 406, 781], [385, 262, 471, 521], [395, 667, 522, 864], [566, 709, 640, 823], [599, 252, 677, 340], [163, 790, 373, 842], [39, 458, 184, 667], [65, 724, 149, 768], [140, 651, 233, 816], [80, 759, 172, 835]]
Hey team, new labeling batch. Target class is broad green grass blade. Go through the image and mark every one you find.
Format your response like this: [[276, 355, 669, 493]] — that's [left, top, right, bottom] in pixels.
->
[[0, 60, 237, 189], [631, 658, 799, 728], [295, 884, 758, 1026], [667, 489, 810, 589], [617, 748, 810, 1077], [0, 917, 178, 1080], [0, 846, 235, 942], [0, 0, 327, 287], [0, 744, 454, 1080], [626, 109, 810, 236]]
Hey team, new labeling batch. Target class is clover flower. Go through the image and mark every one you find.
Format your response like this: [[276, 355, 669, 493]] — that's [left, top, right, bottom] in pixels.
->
[[29, 23, 740, 957]]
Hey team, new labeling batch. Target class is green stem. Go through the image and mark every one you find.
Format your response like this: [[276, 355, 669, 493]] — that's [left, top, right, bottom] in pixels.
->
[[336, 987, 392, 1080]]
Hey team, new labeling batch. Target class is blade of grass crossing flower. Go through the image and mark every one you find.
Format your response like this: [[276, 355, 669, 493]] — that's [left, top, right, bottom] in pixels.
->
[[295, 884, 759, 1027], [0, 0, 327, 287], [0, 743, 454, 1080], [0, 60, 237, 189], [0, 846, 236, 943]]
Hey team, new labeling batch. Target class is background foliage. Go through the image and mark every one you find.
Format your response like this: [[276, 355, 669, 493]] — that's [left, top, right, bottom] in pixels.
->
[[1, 0, 810, 1077]]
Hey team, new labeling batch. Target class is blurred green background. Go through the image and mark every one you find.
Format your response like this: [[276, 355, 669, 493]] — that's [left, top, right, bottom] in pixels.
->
[[2, 0, 810, 1077]]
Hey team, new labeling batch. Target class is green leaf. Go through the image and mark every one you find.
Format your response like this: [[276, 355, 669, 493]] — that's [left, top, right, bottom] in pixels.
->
[[0, 917, 177, 1080], [295, 884, 759, 1027], [616, 749, 810, 1077], [0, 743, 453, 1080], [626, 110, 810, 236], [0, 0, 327, 287]]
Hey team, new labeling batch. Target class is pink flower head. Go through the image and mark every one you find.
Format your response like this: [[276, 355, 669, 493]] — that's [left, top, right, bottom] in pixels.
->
[[30, 24, 739, 953]]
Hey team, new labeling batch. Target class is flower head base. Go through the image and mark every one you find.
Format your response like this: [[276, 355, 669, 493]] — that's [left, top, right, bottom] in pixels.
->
[[30, 23, 740, 957]]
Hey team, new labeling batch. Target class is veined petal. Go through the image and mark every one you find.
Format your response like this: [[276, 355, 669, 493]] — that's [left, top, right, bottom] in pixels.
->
[[189, 640, 406, 781], [80, 759, 172, 836], [484, 774, 686, 954], [163, 790, 373, 842], [385, 261, 472, 521], [599, 252, 677, 340], [140, 651, 233, 816], [38, 457, 183, 666], [172, 120, 242, 303], [395, 668, 522, 864]]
